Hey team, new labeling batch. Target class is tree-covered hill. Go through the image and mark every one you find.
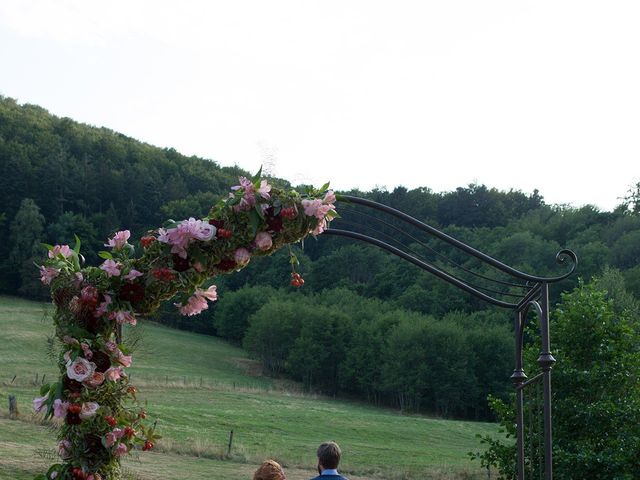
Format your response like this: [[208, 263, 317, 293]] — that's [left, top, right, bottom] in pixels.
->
[[2, 95, 639, 420]]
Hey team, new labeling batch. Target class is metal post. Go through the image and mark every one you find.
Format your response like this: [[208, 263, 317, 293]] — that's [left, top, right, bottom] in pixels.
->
[[511, 310, 527, 480], [537, 283, 555, 480]]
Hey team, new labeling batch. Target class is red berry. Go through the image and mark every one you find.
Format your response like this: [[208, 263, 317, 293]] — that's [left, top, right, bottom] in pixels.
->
[[290, 279, 299, 287], [138, 410, 147, 419], [143, 440, 154, 451], [68, 404, 82, 414], [124, 426, 135, 438], [217, 228, 233, 239], [104, 415, 117, 427]]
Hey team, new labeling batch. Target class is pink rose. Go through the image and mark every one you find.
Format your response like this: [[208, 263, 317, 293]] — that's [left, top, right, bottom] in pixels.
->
[[254, 231, 273, 251], [66, 357, 96, 382], [234, 248, 251, 266], [53, 399, 69, 418], [32, 393, 49, 413], [80, 402, 99, 420], [105, 230, 130, 249], [105, 341, 118, 352], [84, 371, 105, 388], [49, 245, 73, 259], [99, 259, 121, 277]]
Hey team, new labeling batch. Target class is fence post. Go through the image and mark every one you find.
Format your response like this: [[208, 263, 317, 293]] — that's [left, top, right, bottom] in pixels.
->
[[227, 430, 234, 455], [8, 395, 18, 418]]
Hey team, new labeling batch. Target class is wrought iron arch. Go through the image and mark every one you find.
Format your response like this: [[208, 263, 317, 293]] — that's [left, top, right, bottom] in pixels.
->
[[322, 195, 578, 480]]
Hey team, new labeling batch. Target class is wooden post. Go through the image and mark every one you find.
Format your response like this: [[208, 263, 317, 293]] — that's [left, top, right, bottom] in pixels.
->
[[8, 395, 18, 418], [227, 430, 234, 456]]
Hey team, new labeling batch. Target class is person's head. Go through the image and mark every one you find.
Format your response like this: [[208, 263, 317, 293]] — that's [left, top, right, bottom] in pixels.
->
[[253, 459, 286, 480], [317, 441, 341, 471]]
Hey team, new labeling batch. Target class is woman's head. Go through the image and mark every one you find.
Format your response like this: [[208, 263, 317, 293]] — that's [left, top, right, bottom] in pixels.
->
[[253, 459, 286, 480]]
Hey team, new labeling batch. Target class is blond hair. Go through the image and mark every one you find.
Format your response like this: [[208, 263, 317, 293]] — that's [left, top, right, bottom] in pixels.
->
[[253, 459, 286, 480]]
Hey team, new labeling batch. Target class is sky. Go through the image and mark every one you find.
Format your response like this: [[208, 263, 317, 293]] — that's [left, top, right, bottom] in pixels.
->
[[1, 0, 638, 211]]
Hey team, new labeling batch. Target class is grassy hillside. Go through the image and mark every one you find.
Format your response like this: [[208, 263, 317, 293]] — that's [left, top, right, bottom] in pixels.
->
[[0, 296, 501, 479]]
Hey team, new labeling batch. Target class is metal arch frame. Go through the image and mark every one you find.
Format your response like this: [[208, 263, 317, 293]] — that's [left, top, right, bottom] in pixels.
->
[[322, 195, 577, 480]]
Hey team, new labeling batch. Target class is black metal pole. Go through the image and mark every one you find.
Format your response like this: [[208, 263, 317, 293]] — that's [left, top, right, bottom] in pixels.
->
[[511, 310, 527, 480], [537, 283, 555, 480]]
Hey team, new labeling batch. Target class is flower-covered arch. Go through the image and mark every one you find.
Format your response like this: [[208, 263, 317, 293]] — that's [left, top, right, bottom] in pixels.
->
[[34, 173, 337, 480]]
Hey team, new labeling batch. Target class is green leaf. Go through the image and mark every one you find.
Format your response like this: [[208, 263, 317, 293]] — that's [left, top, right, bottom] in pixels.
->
[[254, 203, 265, 219], [73, 234, 81, 253], [252, 166, 263, 181], [98, 251, 113, 260], [320, 181, 330, 192], [41, 242, 54, 251], [248, 209, 262, 236], [39, 384, 50, 396]]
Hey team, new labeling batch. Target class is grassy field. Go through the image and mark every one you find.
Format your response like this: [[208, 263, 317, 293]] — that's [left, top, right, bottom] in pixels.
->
[[0, 296, 500, 479]]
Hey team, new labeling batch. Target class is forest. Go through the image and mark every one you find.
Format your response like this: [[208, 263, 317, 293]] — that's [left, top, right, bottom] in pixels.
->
[[2, 95, 639, 421]]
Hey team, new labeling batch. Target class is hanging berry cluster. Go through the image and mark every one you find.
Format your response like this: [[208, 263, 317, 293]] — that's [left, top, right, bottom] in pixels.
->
[[33, 173, 337, 480]]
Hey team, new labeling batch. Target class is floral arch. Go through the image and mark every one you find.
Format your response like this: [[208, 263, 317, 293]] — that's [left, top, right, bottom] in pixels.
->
[[33, 173, 337, 480]]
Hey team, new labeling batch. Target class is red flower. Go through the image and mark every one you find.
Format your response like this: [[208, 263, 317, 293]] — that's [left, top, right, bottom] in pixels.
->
[[215, 258, 237, 271], [124, 426, 135, 439], [140, 236, 156, 248], [152, 268, 176, 281], [119, 283, 145, 304], [281, 207, 297, 219], [143, 440, 154, 451], [209, 219, 224, 228], [104, 415, 117, 427], [172, 254, 190, 272]]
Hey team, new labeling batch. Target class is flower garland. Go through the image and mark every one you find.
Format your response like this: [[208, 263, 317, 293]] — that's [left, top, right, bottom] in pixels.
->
[[33, 174, 337, 480]]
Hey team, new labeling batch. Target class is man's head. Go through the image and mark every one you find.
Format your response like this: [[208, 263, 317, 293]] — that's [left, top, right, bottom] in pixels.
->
[[317, 441, 341, 471]]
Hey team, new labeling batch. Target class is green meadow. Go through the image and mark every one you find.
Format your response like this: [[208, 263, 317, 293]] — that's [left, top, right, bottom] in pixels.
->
[[0, 296, 501, 479]]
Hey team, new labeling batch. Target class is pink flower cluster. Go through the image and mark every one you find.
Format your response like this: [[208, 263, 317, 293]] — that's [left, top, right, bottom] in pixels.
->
[[108, 310, 137, 326], [39, 266, 60, 285], [49, 245, 73, 259], [158, 218, 216, 258], [177, 285, 218, 316], [104, 230, 130, 249], [231, 176, 271, 211], [100, 259, 122, 277], [301, 190, 336, 235]]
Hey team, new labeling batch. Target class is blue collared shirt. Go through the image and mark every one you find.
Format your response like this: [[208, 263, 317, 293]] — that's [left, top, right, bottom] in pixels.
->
[[321, 469, 339, 475]]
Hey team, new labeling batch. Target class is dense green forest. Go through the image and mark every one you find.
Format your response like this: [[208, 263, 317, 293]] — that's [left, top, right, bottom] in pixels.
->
[[1, 95, 639, 420]]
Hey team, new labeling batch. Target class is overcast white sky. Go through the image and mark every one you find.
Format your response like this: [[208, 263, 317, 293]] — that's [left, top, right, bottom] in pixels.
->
[[1, 0, 638, 211]]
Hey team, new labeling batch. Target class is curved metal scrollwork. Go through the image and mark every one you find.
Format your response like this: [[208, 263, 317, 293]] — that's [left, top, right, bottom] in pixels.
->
[[321, 194, 576, 480]]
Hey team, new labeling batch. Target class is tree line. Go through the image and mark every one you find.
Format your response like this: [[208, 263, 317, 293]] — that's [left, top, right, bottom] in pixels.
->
[[2, 95, 640, 420]]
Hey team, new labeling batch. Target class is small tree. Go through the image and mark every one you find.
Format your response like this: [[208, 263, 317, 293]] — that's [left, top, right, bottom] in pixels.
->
[[472, 277, 640, 479], [8, 198, 46, 296]]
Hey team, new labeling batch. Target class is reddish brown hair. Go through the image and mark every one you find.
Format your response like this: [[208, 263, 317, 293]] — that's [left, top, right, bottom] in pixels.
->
[[253, 459, 286, 480]]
